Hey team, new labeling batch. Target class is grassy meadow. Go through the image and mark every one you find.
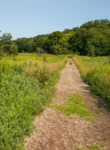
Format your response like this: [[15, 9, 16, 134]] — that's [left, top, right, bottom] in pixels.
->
[[0, 53, 68, 150], [1, 53, 110, 149], [73, 56, 110, 108]]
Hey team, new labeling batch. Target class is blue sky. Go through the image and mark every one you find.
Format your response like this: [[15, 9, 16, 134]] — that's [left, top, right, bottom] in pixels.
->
[[0, 0, 110, 40]]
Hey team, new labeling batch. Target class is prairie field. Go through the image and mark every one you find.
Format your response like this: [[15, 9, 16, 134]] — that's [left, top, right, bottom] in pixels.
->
[[1, 54, 110, 150], [73, 56, 110, 108], [0, 53, 68, 150]]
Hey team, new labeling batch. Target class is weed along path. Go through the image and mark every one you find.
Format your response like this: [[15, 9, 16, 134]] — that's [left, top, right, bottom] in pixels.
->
[[25, 60, 110, 150]]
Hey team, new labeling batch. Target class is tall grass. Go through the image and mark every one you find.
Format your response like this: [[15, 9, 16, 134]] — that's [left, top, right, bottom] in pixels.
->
[[0, 54, 68, 150], [73, 56, 110, 108]]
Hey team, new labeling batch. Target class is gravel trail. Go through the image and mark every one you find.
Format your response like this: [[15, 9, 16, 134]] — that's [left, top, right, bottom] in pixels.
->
[[25, 60, 110, 150]]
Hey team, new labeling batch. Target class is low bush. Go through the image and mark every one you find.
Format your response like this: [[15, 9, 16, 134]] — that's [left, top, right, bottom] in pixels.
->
[[0, 73, 46, 149]]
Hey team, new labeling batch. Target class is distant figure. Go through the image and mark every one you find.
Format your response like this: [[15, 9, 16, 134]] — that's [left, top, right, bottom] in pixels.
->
[[70, 59, 73, 68]]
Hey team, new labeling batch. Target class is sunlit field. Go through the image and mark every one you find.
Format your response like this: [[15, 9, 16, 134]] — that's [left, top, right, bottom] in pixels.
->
[[0, 53, 68, 150], [2, 53, 67, 64], [73, 56, 110, 108]]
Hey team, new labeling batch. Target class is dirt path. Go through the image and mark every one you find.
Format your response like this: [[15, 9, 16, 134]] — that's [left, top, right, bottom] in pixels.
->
[[25, 61, 110, 150]]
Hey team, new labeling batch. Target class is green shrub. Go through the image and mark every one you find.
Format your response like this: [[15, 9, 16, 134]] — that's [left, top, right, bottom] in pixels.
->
[[0, 73, 41, 149], [0, 71, 56, 150], [0, 54, 68, 149]]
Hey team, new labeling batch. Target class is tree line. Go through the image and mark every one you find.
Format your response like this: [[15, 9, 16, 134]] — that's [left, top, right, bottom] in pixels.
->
[[1, 19, 110, 56], [0, 31, 18, 60], [69, 19, 110, 56]]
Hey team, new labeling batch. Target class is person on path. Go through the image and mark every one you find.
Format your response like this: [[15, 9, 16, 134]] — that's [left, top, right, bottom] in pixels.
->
[[70, 59, 73, 68]]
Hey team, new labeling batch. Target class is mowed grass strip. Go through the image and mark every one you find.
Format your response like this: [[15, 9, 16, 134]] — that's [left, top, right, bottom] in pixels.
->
[[54, 94, 94, 121]]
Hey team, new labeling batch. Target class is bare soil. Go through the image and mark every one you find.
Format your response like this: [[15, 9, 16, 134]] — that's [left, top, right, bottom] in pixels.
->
[[25, 61, 110, 150]]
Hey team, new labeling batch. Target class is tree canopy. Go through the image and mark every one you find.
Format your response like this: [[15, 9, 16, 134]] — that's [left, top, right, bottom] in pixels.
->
[[13, 19, 110, 56]]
